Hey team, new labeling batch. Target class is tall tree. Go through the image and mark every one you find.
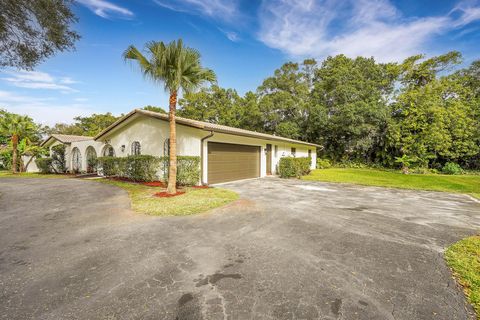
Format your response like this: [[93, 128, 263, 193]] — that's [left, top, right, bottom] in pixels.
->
[[0, 0, 80, 69], [257, 60, 313, 139], [0, 113, 37, 173], [309, 55, 396, 162], [123, 39, 216, 193]]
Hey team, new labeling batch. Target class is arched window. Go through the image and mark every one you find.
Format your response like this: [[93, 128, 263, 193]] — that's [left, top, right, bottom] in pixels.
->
[[71, 147, 82, 173], [131, 141, 141, 155], [86, 146, 97, 173], [102, 145, 115, 157]]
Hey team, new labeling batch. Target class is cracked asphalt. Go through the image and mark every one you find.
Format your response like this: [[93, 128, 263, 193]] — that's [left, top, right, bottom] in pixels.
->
[[0, 177, 479, 320]]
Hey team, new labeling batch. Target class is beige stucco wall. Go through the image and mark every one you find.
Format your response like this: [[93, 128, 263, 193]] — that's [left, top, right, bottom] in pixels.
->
[[97, 114, 317, 184], [69, 140, 105, 173], [97, 115, 203, 158]]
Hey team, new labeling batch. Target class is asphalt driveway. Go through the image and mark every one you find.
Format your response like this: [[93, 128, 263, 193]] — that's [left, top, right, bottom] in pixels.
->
[[0, 177, 479, 320]]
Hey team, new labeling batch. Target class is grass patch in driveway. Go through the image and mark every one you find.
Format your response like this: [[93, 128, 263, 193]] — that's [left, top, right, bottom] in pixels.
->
[[97, 179, 238, 216], [445, 236, 480, 317], [303, 168, 480, 199]]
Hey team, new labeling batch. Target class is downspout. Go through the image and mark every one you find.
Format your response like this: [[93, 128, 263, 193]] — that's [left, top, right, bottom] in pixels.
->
[[200, 131, 214, 185]]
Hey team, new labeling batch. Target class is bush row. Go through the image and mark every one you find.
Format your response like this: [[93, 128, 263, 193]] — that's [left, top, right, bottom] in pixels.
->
[[97, 155, 201, 185], [278, 157, 311, 178]]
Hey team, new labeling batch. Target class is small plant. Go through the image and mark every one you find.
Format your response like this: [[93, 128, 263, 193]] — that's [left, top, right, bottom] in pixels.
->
[[394, 155, 416, 174], [442, 162, 463, 175], [51, 144, 66, 173], [35, 157, 53, 173], [316, 158, 331, 169]]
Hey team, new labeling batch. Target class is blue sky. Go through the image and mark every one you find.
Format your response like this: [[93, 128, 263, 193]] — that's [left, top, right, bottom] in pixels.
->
[[1, 0, 480, 125]]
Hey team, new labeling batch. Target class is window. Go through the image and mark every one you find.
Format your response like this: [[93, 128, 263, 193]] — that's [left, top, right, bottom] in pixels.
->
[[103, 145, 115, 157], [163, 138, 170, 156], [274, 145, 278, 157], [308, 149, 311, 158], [131, 141, 141, 155], [291, 147, 296, 157]]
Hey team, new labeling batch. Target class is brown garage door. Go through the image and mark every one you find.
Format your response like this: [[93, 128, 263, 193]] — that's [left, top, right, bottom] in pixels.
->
[[208, 142, 260, 184]]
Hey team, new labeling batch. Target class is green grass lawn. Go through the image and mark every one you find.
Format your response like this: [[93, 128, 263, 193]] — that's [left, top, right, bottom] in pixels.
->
[[0, 170, 72, 179], [97, 179, 239, 216], [445, 236, 480, 317], [303, 168, 480, 199]]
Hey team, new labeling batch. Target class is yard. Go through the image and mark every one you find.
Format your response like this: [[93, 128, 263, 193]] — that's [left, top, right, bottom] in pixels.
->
[[96, 179, 238, 216], [303, 168, 480, 199]]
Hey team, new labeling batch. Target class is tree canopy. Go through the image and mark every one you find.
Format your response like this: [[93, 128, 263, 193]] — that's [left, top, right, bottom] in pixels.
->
[[0, 0, 80, 70], [178, 52, 480, 170]]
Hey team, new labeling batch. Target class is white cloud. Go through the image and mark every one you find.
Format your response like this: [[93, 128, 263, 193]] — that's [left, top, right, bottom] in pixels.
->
[[76, 0, 134, 19], [0, 91, 94, 125], [153, 0, 238, 20], [452, 0, 480, 26], [219, 28, 240, 42], [257, 0, 480, 62], [2, 71, 78, 93]]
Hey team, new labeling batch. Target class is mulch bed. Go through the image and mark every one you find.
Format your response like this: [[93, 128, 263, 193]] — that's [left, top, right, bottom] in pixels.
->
[[143, 181, 166, 187], [153, 191, 186, 198]]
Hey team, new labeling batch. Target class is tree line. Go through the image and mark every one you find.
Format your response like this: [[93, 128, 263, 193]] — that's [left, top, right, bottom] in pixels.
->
[[2, 52, 480, 172], [177, 51, 480, 170]]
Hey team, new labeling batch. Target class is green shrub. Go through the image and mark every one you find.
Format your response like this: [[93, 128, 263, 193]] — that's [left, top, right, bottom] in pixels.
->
[[279, 157, 311, 178], [442, 162, 463, 175], [35, 157, 53, 173], [98, 155, 200, 184], [97, 157, 126, 177], [177, 156, 200, 186], [316, 158, 331, 169], [51, 144, 66, 173], [125, 155, 160, 182], [160, 156, 201, 186]]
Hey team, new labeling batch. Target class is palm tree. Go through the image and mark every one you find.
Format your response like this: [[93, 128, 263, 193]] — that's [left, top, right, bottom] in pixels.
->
[[123, 39, 216, 194], [0, 113, 36, 173]]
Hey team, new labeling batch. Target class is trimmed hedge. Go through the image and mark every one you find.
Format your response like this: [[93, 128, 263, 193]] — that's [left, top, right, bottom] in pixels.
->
[[97, 155, 200, 185], [97, 155, 159, 182], [35, 157, 53, 173], [160, 156, 200, 186], [279, 157, 311, 178]]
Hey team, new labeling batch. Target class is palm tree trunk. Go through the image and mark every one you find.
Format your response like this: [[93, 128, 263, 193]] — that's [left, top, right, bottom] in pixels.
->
[[167, 91, 177, 194], [12, 134, 18, 174]]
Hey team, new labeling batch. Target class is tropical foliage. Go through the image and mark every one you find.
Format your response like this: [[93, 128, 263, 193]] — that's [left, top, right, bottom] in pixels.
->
[[0, 0, 79, 69], [123, 39, 216, 193], [179, 51, 480, 172]]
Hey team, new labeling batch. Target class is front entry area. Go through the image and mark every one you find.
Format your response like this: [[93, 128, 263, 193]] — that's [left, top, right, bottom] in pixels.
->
[[207, 142, 260, 184]]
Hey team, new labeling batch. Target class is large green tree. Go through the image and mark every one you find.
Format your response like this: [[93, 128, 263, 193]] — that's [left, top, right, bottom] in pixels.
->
[[387, 76, 479, 168], [256, 60, 313, 139], [0, 112, 37, 173], [0, 0, 79, 69], [123, 39, 216, 193], [309, 55, 396, 162]]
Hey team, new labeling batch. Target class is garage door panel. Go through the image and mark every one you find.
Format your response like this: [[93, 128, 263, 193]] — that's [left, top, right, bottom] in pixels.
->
[[208, 142, 260, 184]]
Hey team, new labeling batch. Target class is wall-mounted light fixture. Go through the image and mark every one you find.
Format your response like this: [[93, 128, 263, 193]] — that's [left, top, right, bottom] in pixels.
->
[[120, 145, 125, 153]]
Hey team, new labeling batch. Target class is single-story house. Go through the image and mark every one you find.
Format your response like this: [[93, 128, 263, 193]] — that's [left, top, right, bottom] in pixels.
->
[[94, 109, 319, 184], [26, 134, 105, 173]]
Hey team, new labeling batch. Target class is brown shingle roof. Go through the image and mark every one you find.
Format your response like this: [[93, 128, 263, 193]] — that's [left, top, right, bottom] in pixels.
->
[[41, 134, 93, 146], [95, 109, 321, 148]]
